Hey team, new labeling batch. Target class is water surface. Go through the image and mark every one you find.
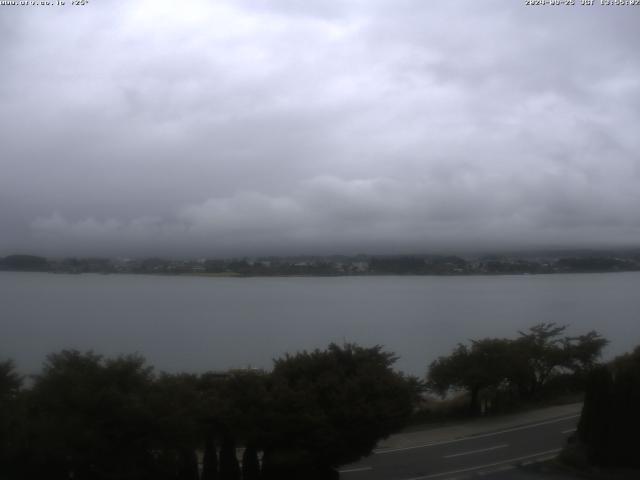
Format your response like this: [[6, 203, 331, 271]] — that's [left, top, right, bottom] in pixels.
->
[[2, 271, 639, 376]]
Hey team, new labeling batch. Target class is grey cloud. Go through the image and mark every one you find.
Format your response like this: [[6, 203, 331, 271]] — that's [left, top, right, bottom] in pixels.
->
[[1, 0, 639, 256], [27, 172, 640, 256]]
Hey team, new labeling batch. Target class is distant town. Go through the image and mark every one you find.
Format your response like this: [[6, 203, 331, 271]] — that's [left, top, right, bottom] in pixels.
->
[[2, 250, 640, 276]]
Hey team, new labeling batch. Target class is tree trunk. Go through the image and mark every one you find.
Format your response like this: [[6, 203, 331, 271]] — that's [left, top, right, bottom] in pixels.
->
[[469, 385, 481, 416], [219, 434, 240, 480], [241, 445, 260, 480], [202, 435, 219, 480]]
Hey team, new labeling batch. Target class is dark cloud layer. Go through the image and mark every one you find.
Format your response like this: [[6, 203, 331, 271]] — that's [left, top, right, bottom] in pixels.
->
[[1, 0, 639, 256]]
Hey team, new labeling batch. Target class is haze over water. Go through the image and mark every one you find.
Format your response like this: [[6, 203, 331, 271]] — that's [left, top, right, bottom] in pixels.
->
[[3, 271, 639, 377]]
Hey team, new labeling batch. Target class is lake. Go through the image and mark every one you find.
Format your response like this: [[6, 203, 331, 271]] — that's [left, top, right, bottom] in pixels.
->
[[2, 271, 639, 376]]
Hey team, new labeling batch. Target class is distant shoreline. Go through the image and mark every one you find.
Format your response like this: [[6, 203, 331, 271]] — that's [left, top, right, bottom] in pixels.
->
[[2, 252, 639, 277], [2, 269, 640, 279]]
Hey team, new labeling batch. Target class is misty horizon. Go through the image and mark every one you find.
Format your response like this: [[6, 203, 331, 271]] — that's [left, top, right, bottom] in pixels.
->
[[4, 246, 640, 262]]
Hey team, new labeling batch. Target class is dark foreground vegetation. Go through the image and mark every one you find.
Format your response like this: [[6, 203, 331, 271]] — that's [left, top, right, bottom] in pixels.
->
[[426, 323, 607, 416], [560, 345, 640, 473], [0, 344, 417, 480], [0, 324, 622, 479], [2, 250, 640, 276]]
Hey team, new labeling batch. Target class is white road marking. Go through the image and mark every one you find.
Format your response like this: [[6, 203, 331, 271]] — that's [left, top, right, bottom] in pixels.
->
[[443, 444, 508, 459], [402, 448, 562, 480], [375, 414, 579, 455], [561, 428, 576, 434], [338, 466, 372, 474]]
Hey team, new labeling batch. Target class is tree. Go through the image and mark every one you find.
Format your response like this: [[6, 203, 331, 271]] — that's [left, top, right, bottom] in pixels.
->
[[0, 359, 22, 399], [562, 331, 609, 376], [428, 339, 513, 414], [197, 369, 270, 479], [1, 344, 421, 479], [577, 365, 614, 465], [0, 360, 23, 477], [149, 373, 202, 454], [23, 350, 157, 480], [427, 324, 608, 414], [576, 346, 640, 468], [514, 323, 607, 399], [260, 343, 417, 478], [0, 254, 48, 271], [512, 323, 568, 398]]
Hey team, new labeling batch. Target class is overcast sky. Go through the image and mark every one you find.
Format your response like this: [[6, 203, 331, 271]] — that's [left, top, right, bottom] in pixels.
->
[[1, 0, 639, 257]]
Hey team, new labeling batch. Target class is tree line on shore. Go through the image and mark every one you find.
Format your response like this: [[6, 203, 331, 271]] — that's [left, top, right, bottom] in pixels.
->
[[428, 323, 640, 472], [2, 251, 640, 276], [2, 323, 633, 479], [0, 344, 418, 480], [426, 323, 608, 416]]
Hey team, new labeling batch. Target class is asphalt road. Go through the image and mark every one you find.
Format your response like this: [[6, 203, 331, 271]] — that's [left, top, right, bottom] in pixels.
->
[[339, 414, 579, 480]]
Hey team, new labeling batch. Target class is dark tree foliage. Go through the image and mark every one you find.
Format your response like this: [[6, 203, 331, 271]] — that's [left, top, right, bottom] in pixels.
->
[[482, 260, 543, 274], [577, 346, 640, 468], [369, 256, 427, 274], [0, 343, 417, 480], [514, 324, 608, 398], [512, 323, 571, 398], [577, 365, 613, 465], [0, 360, 22, 398], [149, 373, 202, 452], [204, 259, 227, 273], [0, 360, 23, 476], [0, 254, 49, 271], [18, 350, 158, 480], [427, 323, 608, 414], [206, 370, 270, 447], [261, 343, 417, 477], [428, 339, 513, 414], [556, 257, 634, 272], [562, 331, 610, 372]]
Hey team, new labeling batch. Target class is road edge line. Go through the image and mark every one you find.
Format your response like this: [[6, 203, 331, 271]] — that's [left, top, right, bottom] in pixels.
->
[[402, 448, 562, 480], [375, 414, 579, 455]]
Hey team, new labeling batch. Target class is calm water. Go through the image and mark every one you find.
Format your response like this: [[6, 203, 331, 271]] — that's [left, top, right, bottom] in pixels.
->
[[2, 271, 639, 376]]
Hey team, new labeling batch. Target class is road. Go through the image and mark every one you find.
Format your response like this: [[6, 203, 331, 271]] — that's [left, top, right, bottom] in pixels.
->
[[339, 413, 579, 480]]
